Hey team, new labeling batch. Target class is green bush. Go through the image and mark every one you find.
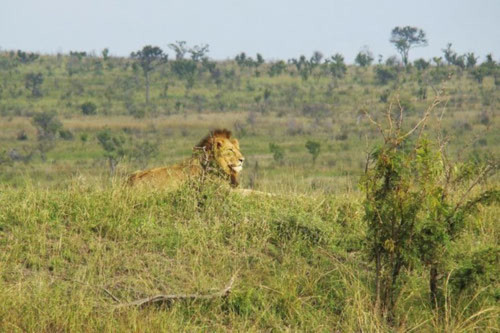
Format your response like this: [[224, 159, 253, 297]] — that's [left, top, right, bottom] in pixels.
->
[[81, 101, 97, 115]]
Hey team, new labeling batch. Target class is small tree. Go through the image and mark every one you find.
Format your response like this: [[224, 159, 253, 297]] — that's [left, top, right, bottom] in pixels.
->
[[465, 52, 478, 69], [268, 61, 287, 77], [375, 66, 398, 85], [355, 47, 374, 67], [327, 54, 347, 79], [102, 48, 109, 61], [25, 72, 44, 97], [305, 140, 321, 165], [413, 58, 430, 71], [131, 45, 167, 105], [31, 111, 62, 161], [16, 50, 39, 64], [188, 44, 210, 62], [361, 95, 498, 322], [269, 143, 285, 164], [81, 101, 97, 115], [168, 41, 188, 60], [171, 59, 198, 90], [290, 55, 313, 81], [390, 26, 428, 66], [310, 51, 323, 65], [96, 129, 127, 176]]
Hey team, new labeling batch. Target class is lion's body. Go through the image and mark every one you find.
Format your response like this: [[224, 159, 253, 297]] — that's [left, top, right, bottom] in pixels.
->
[[128, 129, 244, 189]]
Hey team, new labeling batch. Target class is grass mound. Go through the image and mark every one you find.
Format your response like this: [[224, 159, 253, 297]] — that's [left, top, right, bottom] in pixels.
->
[[0, 180, 498, 331]]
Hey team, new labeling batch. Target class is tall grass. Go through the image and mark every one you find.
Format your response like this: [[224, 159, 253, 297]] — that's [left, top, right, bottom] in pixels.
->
[[0, 178, 498, 331]]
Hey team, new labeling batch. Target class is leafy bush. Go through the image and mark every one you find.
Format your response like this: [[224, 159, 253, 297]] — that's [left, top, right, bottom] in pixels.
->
[[305, 140, 321, 164], [361, 96, 498, 321], [375, 66, 398, 85], [81, 101, 97, 115], [59, 129, 74, 140], [269, 143, 285, 164]]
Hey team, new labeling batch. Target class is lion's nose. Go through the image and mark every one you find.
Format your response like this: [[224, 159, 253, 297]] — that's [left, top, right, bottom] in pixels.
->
[[239, 157, 245, 163]]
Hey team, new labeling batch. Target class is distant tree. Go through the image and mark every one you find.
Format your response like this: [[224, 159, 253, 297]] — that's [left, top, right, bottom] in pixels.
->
[[290, 55, 313, 81], [390, 26, 428, 66], [355, 47, 374, 67], [81, 101, 97, 115], [188, 44, 210, 62], [235, 52, 248, 67], [16, 50, 39, 64], [442, 43, 457, 65], [69, 51, 87, 60], [168, 41, 188, 60], [131, 45, 167, 105], [433, 57, 443, 67], [441, 43, 466, 70], [101, 48, 109, 61], [305, 140, 321, 165], [269, 143, 285, 164], [171, 59, 198, 89], [31, 111, 63, 161], [327, 54, 347, 79], [471, 54, 497, 83], [385, 55, 401, 67], [235, 52, 261, 68], [256, 53, 265, 67], [66, 51, 87, 76], [375, 66, 398, 85], [268, 60, 287, 77], [311, 51, 324, 65], [97, 129, 127, 175], [454, 55, 466, 69], [24, 72, 44, 97], [413, 58, 430, 71], [465, 52, 478, 69]]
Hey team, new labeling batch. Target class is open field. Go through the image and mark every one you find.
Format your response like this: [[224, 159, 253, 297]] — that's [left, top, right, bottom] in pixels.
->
[[0, 51, 499, 331]]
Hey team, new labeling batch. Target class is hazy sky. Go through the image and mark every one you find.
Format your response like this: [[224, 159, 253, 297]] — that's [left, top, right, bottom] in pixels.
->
[[1, 0, 499, 63]]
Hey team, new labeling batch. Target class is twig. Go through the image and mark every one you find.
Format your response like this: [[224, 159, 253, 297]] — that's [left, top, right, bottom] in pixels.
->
[[116, 272, 238, 308], [363, 109, 386, 141], [399, 95, 441, 142]]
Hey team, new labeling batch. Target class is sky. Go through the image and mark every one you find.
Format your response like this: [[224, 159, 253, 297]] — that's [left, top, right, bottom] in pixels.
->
[[1, 0, 499, 63]]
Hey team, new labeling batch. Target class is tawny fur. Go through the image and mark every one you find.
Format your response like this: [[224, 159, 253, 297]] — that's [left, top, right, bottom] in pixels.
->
[[128, 129, 244, 188]]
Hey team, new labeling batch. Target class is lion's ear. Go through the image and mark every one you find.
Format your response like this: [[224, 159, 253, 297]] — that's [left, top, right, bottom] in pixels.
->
[[230, 138, 240, 149]]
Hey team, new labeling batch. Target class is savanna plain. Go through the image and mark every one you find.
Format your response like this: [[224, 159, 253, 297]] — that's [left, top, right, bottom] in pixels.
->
[[0, 46, 498, 331]]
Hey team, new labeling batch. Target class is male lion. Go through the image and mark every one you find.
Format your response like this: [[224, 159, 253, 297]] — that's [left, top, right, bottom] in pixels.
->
[[128, 129, 245, 188]]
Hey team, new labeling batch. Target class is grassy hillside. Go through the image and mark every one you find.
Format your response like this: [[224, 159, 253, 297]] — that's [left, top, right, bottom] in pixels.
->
[[0, 180, 498, 331], [0, 51, 498, 331]]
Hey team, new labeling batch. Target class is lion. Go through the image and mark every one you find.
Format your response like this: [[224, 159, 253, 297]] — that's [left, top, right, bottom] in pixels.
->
[[127, 129, 245, 188]]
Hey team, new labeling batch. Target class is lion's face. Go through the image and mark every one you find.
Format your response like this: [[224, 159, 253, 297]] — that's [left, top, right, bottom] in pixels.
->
[[213, 136, 245, 177]]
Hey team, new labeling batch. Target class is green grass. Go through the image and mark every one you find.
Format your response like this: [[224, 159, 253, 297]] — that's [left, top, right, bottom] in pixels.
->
[[0, 179, 498, 331], [0, 51, 498, 331]]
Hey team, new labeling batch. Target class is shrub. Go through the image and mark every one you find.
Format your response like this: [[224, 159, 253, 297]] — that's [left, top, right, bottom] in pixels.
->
[[305, 140, 321, 165], [59, 129, 74, 140], [375, 66, 398, 85], [81, 101, 97, 115], [361, 96, 499, 321], [269, 143, 285, 164]]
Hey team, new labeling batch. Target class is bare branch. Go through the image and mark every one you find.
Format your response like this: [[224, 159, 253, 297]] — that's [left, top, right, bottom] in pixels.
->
[[399, 94, 441, 142], [116, 272, 238, 308], [363, 109, 386, 141]]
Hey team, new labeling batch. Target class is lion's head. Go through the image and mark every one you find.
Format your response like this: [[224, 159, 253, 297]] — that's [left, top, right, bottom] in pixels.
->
[[195, 129, 245, 187]]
